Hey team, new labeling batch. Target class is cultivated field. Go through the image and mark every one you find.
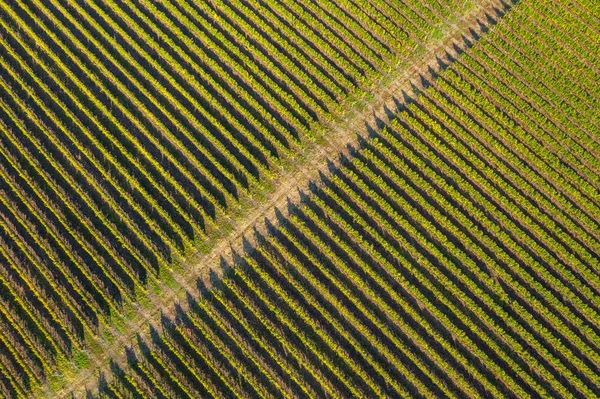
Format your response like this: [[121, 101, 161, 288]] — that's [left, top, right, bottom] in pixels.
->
[[85, 0, 600, 397], [0, 0, 481, 396], [79, 1, 600, 398], [1, 0, 599, 397]]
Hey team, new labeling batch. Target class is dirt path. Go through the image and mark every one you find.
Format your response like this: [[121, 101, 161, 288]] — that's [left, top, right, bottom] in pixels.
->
[[50, 0, 511, 396]]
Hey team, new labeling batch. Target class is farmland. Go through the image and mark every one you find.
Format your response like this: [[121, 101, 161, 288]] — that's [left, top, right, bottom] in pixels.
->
[[1, 0, 599, 397], [88, 0, 600, 397], [0, 0, 485, 396]]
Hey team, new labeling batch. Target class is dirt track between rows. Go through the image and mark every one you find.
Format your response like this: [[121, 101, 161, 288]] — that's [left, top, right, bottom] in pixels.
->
[[52, 0, 512, 396]]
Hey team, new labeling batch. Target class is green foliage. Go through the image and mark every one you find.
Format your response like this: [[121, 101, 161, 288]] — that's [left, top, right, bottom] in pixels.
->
[[94, 1, 600, 397], [2, 0, 599, 398]]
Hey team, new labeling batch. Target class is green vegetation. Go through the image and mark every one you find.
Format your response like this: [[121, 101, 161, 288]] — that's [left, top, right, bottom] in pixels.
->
[[1, 0, 598, 397], [90, 0, 600, 397], [0, 0, 472, 396]]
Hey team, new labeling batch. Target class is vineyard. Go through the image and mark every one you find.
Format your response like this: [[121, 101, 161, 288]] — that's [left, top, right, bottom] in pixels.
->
[[1, 0, 599, 397]]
